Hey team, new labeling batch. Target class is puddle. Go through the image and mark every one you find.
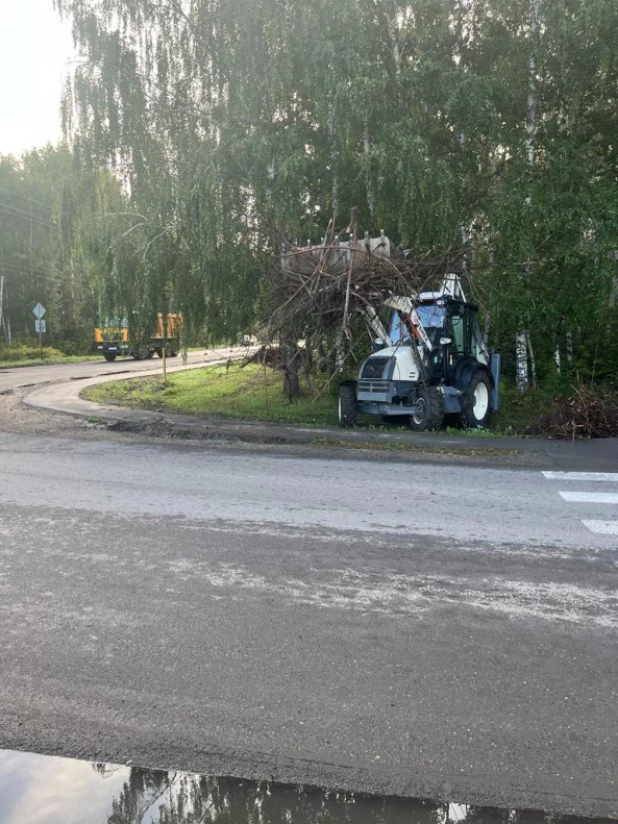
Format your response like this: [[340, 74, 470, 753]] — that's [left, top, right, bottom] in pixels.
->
[[0, 748, 611, 824]]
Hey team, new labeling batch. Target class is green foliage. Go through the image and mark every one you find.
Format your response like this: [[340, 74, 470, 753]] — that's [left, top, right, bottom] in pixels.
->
[[37, 0, 618, 386], [84, 363, 339, 425], [0, 344, 98, 367], [0, 147, 125, 349], [0, 345, 66, 362]]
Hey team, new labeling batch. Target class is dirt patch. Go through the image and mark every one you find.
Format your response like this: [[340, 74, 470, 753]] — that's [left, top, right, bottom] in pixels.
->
[[0, 388, 107, 438]]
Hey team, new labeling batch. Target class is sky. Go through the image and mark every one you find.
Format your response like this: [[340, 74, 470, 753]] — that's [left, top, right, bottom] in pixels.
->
[[0, 0, 76, 156]]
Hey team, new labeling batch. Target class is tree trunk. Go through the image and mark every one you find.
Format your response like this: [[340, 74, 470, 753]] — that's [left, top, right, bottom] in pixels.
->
[[327, 96, 339, 223], [566, 329, 573, 367], [335, 330, 345, 373], [526, 330, 538, 389], [282, 339, 300, 402], [363, 117, 375, 224], [554, 342, 561, 374], [483, 311, 491, 349], [519, 0, 541, 394], [516, 328, 529, 394], [386, 10, 402, 84], [525, 0, 540, 169]]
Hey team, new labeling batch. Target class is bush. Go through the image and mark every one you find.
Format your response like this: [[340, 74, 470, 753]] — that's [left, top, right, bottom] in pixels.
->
[[54, 338, 93, 356], [0, 344, 65, 362], [531, 382, 618, 439]]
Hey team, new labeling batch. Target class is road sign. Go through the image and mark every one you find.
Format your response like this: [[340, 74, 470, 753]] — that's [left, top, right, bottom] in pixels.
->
[[35, 320, 46, 334], [32, 303, 46, 319]]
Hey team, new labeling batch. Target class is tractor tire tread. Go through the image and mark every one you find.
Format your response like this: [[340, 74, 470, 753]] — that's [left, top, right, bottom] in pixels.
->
[[338, 382, 358, 428], [409, 385, 444, 431], [460, 370, 492, 429]]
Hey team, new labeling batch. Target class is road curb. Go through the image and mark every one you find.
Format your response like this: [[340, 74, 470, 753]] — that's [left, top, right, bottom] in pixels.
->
[[21, 361, 618, 469]]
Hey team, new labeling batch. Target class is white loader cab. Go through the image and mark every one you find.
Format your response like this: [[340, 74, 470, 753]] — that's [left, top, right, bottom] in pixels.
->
[[338, 275, 501, 431]]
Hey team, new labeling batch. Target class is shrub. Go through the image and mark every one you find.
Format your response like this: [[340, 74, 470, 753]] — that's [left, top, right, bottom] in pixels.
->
[[0, 344, 64, 362], [531, 381, 618, 439]]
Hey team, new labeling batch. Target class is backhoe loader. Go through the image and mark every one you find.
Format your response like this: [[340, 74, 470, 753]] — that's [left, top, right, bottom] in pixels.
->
[[338, 275, 500, 430]]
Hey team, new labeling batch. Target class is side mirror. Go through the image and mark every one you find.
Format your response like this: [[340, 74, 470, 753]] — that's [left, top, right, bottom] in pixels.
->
[[439, 337, 452, 345]]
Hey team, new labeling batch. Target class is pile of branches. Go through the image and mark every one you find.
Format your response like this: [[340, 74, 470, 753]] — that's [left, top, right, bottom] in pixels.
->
[[533, 382, 618, 439], [263, 216, 466, 367]]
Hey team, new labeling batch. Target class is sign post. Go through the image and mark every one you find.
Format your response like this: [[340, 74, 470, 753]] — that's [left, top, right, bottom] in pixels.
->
[[32, 304, 46, 359]]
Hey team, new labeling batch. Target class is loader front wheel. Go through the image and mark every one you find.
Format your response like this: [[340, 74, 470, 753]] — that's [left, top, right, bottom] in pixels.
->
[[460, 370, 492, 429], [409, 386, 444, 432], [338, 382, 358, 428]]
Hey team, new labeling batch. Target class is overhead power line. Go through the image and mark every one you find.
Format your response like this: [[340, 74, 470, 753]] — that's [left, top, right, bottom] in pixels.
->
[[0, 188, 54, 211], [0, 201, 58, 231]]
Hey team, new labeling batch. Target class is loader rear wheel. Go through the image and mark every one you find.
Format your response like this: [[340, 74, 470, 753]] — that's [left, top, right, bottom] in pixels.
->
[[338, 382, 358, 428], [409, 386, 444, 432], [460, 370, 492, 429]]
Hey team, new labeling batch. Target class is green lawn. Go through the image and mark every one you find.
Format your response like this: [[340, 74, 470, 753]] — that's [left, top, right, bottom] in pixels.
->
[[83, 363, 340, 426], [0, 352, 102, 369], [82, 362, 552, 436]]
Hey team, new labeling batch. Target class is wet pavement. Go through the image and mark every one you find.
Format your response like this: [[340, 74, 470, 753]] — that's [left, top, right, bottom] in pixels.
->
[[0, 748, 613, 823]]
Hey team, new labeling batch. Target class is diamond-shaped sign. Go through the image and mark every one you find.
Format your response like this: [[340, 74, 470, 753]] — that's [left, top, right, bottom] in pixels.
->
[[32, 303, 46, 319]]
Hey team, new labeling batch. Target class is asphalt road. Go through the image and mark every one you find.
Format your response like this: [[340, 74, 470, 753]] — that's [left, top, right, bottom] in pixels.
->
[[0, 347, 239, 391], [0, 431, 617, 818]]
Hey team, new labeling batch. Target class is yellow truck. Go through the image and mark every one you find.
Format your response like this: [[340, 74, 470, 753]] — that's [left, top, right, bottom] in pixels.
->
[[94, 313, 182, 362]]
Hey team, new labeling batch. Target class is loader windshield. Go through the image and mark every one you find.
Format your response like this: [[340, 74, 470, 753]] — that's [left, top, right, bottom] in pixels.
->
[[388, 305, 446, 344], [417, 305, 446, 330]]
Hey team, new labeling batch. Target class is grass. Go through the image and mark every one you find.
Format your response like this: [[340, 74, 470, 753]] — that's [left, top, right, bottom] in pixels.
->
[[83, 363, 340, 426], [0, 344, 207, 370], [0, 353, 101, 369], [82, 362, 555, 438]]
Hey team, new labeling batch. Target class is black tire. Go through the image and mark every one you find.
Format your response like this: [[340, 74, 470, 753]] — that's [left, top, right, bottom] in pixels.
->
[[460, 370, 492, 429], [103, 352, 116, 362], [409, 385, 444, 431], [156, 349, 163, 358], [338, 382, 358, 427], [168, 348, 178, 358]]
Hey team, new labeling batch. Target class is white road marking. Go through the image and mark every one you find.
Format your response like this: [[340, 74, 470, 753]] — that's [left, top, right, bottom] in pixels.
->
[[582, 521, 618, 535], [542, 471, 618, 483], [542, 472, 618, 537], [559, 491, 618, 504]]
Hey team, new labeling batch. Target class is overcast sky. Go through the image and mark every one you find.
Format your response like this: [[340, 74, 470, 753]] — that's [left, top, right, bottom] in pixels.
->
[[0, 0, 76, 156]]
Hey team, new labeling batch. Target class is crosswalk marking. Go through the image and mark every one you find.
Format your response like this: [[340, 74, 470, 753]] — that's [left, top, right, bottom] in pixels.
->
[[559, 491, 618, 504], [542, 471, 618, 537], [582, 521, 618, 535], [542, 471, 618, 483]]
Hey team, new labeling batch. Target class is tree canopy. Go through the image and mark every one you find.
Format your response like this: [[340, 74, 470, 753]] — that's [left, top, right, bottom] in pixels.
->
[[46, 0, 618, 381], [0, 146, 125, 349]]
